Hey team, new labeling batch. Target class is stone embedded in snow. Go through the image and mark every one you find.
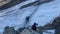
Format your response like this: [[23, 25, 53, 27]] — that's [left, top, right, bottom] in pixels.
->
[[20, 29, 40, 34]]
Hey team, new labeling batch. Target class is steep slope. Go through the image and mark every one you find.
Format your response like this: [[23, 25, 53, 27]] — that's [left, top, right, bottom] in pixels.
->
[[0, 0, 60, 34]]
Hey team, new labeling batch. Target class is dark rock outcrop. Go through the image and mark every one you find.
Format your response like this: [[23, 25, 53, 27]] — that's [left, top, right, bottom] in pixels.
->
[[52, 16, 60, 34], [3, 26, 19, 34], [20, 0, 54, 9], [0, 0, 26, 10]]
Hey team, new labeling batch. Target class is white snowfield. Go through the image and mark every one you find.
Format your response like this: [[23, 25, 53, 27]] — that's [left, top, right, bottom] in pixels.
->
[[0, 0, 60, 34]]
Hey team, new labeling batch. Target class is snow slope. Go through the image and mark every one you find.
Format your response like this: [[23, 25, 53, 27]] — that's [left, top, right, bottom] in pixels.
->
[[0, 0, 60, 34]]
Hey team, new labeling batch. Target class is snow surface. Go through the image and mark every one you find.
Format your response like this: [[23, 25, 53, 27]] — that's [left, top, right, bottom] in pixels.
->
[[0, 0, 60, 34], [43, 30, 55, 34]]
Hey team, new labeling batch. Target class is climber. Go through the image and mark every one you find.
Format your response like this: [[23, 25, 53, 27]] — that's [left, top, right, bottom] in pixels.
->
[[31, 22, 38, 31], [25, 16, 30, 22]]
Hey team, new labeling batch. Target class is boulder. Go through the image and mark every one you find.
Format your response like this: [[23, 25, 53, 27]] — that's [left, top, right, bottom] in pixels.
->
[[20, 29, 40, 34], [3, 26, 19, 34]]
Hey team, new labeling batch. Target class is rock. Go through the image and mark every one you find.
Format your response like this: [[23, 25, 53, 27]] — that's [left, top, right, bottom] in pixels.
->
[[3, 26, 19, 34], [20, 29, 40, 34], [17, 27, 25, 34], [55, 27, 60, 34], [0, 0, 26, 10]]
